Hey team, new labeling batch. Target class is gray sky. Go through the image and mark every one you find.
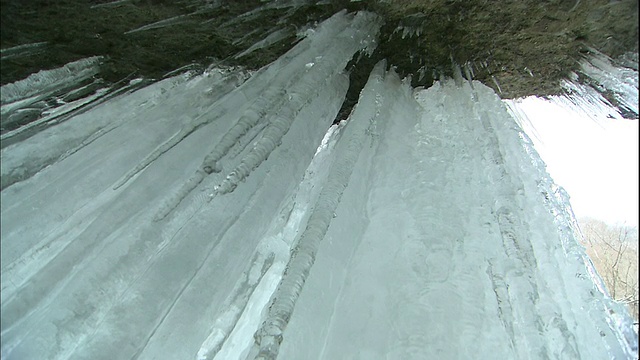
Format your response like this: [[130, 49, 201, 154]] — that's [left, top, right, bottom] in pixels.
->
[[507, 97, 639, 228]]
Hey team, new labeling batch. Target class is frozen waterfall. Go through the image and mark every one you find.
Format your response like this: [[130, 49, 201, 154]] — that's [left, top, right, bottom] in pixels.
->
[[0, 10, 636, 360]]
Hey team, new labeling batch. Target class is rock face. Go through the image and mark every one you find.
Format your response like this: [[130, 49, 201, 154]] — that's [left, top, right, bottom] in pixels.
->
[[1, 0, 638, 99]]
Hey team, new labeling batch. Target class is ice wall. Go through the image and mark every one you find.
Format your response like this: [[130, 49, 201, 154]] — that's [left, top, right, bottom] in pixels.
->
[[275, 64, 638, 359], [0, 10, 381, 360], [1, 8, 636, 360]]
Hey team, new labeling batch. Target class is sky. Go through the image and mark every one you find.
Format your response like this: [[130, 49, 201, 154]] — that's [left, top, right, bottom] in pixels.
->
[[507, 96, 639, 228]]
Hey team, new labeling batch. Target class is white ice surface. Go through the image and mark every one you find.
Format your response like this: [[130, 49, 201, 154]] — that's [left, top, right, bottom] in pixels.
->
[[0, 10, 380, 360], [1, 9, 636, 360], [276, 65, 637, 359]]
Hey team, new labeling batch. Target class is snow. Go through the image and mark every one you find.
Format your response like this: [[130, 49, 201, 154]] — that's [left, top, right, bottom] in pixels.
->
[[1, 9, 636, 360]]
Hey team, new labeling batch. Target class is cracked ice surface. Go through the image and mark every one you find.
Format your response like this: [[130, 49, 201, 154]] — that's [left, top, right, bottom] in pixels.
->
[[1, 9, 636, 360]]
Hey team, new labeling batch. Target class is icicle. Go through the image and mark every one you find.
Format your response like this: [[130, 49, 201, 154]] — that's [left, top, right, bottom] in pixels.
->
[[234, 28, 293, 59], [0, 42, 47, 61], [58, 125, 118, 162], [115, 11, 382, 193], [1, 56, 102, 106], [90, 0, 130, 8], [486, 260, 517, 349], [577, 48, 638, 117], [225, 120, 269, 161], [124, 14, 192, 35], [252, 59, 387, 360], [215, 12, 381, 195], [452, 61, 464, 87], [491, 75, 503, 95], [418, 66, 426, 82], [215, 65, 334, 195], [524, 66, 534, 77], [464, 62, 475, 91]]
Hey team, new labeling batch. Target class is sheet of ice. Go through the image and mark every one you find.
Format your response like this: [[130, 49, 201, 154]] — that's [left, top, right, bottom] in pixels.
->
[[276, 63, 637, 359], [0, 10, 380, 360], [0, 67, 249, 190], [1, 8, 635, 360]]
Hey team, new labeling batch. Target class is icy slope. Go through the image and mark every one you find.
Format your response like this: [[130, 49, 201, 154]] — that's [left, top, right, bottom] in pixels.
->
[[0, 11, 381, 360]]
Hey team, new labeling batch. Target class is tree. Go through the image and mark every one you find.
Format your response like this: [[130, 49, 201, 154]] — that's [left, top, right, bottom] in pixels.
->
[[578, 218, 639, 322]]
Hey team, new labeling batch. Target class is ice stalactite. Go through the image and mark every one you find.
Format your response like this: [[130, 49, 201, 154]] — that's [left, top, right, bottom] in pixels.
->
[[153, 169, 208, 221], [2, 8, 636, 360], [0, 41, 48, 61], [124, 14, 193, 35], [234, 28, 295, 59], [216, 11, 380, 196], [196, 251, 275, 360], [113, 10, 377, 193], [151, 11, 382, 220], [577, 48, 638, 117], [111, 113, 213, 190], [252, 60, 387, 360], [0, 56, 102, 106]]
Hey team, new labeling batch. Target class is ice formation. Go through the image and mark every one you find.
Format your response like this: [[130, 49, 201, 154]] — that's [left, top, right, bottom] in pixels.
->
[[0, 42, 48, 61], [0, 9, 637, 360], [551, 48, 639, 121], [124, 14, 193, 35]]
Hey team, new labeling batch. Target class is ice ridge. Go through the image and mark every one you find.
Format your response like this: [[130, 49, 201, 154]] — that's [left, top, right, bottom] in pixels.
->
[[113, 10, 365, 192], [252, 59, 387, 360], [152, 11, 381, 219]]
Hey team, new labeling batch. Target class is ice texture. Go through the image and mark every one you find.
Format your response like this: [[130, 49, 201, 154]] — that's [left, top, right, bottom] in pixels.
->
[[0, 10, 380, 360], [555, 49, 639, 120], [276, 65, 637, 359], [577, 49, 638, 117], [0, 56, 107, 144], [0, 56, 101, 106], [1, 9, 636, 360]]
